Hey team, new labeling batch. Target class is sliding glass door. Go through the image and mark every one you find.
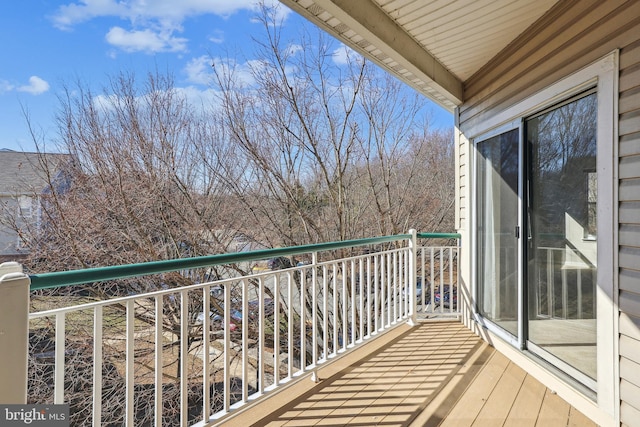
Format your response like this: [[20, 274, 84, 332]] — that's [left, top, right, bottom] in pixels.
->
[[476, 129, 520, 337], [475, 90, 598, 388], [525, 91, 598, 386]]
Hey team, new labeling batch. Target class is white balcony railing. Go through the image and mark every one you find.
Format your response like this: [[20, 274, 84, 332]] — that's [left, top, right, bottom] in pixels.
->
[[0, 231, 459, 426]]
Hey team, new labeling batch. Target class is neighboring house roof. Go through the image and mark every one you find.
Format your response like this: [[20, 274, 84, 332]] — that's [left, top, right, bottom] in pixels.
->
[[279, 0, 560, 111], [0, 149, 70, 196]]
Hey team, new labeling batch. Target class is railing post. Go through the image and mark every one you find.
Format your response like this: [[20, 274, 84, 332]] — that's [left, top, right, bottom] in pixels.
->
[[311, 251, 319, 383], [408, 229, 418, 326], [0, 262, 30, 404], [457, 236, 462, 316]]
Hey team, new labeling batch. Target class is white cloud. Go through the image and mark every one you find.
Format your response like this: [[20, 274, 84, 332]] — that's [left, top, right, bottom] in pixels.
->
[[17, 76, 50, 95], [285, 44, 303, 56], [92, 93, 120, 113], [0, 79, 15, 94], [332, 45, 352, 66], [174, 86, 220, 110], [210, 57, 259, 88], [185, 56, 213, 85], [92, 85, 221, 116], [185, 56, 261, 88], [50, 0, 292, 54], [105, 26, 187, 53], [209, 30, 224, 44], [51, 0, 261, 30], [51, 0, 127, 30], [248, 0, 291, 25]]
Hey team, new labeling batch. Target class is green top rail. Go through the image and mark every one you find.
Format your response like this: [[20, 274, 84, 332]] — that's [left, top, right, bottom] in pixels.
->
[[29, 232, 460, 291], [416, 232, 460, 240]]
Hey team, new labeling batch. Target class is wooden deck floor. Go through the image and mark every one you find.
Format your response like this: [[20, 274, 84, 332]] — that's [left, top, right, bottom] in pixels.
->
[[221, 322, 597, 427]]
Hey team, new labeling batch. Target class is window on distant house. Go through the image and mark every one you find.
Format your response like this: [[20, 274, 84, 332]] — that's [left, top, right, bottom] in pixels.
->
[[16, 196, 33, 251]]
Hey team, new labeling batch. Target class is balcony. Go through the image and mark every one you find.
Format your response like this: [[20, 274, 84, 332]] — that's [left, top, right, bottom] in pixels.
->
[[232, 322, 596, 427], [0, 232, 593, 426]]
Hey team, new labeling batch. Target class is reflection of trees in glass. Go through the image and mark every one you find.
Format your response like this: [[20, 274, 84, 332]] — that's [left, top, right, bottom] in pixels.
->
[[527, 92, 597, 241], [477, 129, 519, 324], [532, 93, 597, 173], [477, 132, 519, 202], [586, 171, 597, 237]]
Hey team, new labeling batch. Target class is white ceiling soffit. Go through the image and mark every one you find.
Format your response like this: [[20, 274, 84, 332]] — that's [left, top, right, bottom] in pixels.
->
[[280, 0, 560, 112]]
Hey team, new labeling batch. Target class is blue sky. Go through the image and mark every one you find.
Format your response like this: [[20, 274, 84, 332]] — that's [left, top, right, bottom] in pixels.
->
[[0, 0, 453, 153]]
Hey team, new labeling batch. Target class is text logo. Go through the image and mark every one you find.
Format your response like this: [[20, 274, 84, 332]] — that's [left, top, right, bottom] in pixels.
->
[[0, 405, 69, 426]]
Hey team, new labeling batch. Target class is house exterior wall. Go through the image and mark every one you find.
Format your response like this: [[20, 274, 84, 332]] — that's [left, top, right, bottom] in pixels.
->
[[455, 1, 640, 425], [617, 33, 640, 427], [0, 196, 29, 261], [0, 151, 69, 262]]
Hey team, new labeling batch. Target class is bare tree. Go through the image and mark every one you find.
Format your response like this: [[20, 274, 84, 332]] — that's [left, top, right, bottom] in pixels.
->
[[20, 72, 254, 425], [354, 67, 455, 236], [33, 72, 246, 272], [11, 5, 455, 425], [208, 5, 455, 373], [212, 5, 454, 249]]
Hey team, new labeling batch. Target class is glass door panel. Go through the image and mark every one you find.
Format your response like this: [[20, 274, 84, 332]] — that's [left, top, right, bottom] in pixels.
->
[[477, 129, 519, 337], [526, 92, 597, 383]]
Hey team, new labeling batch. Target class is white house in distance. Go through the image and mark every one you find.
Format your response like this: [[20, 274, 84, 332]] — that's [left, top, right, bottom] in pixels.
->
[[0, 149, 69, 262], [279, 1, 640, 426]]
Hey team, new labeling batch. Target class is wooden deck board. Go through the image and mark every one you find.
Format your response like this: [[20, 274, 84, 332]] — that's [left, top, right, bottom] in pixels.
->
[[503, 374, 547, 427], [438, 351, 510, 427], [473, 361, 528, 426], [535, 388, 572, 427], [219, 322, 597, 427]]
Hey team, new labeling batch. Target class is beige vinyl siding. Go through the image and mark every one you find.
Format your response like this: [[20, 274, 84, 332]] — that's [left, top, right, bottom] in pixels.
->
[[460, 0, 640, 130], [455, 126, 467, 230], [457, 0, 640, 240], [456, 0, 640, 424], [620, 31, 640, 427]]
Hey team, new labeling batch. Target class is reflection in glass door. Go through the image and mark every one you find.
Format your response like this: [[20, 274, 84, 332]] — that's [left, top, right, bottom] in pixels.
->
[[526, 91, 597, 386], [477, 129, 519, 337]]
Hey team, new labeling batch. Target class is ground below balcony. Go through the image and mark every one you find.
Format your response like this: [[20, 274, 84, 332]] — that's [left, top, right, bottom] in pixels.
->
[[220, 321, 597, 427]]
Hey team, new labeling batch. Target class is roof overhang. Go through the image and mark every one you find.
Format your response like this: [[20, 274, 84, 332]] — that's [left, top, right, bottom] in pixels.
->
[[280, 0, 561, 112]]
